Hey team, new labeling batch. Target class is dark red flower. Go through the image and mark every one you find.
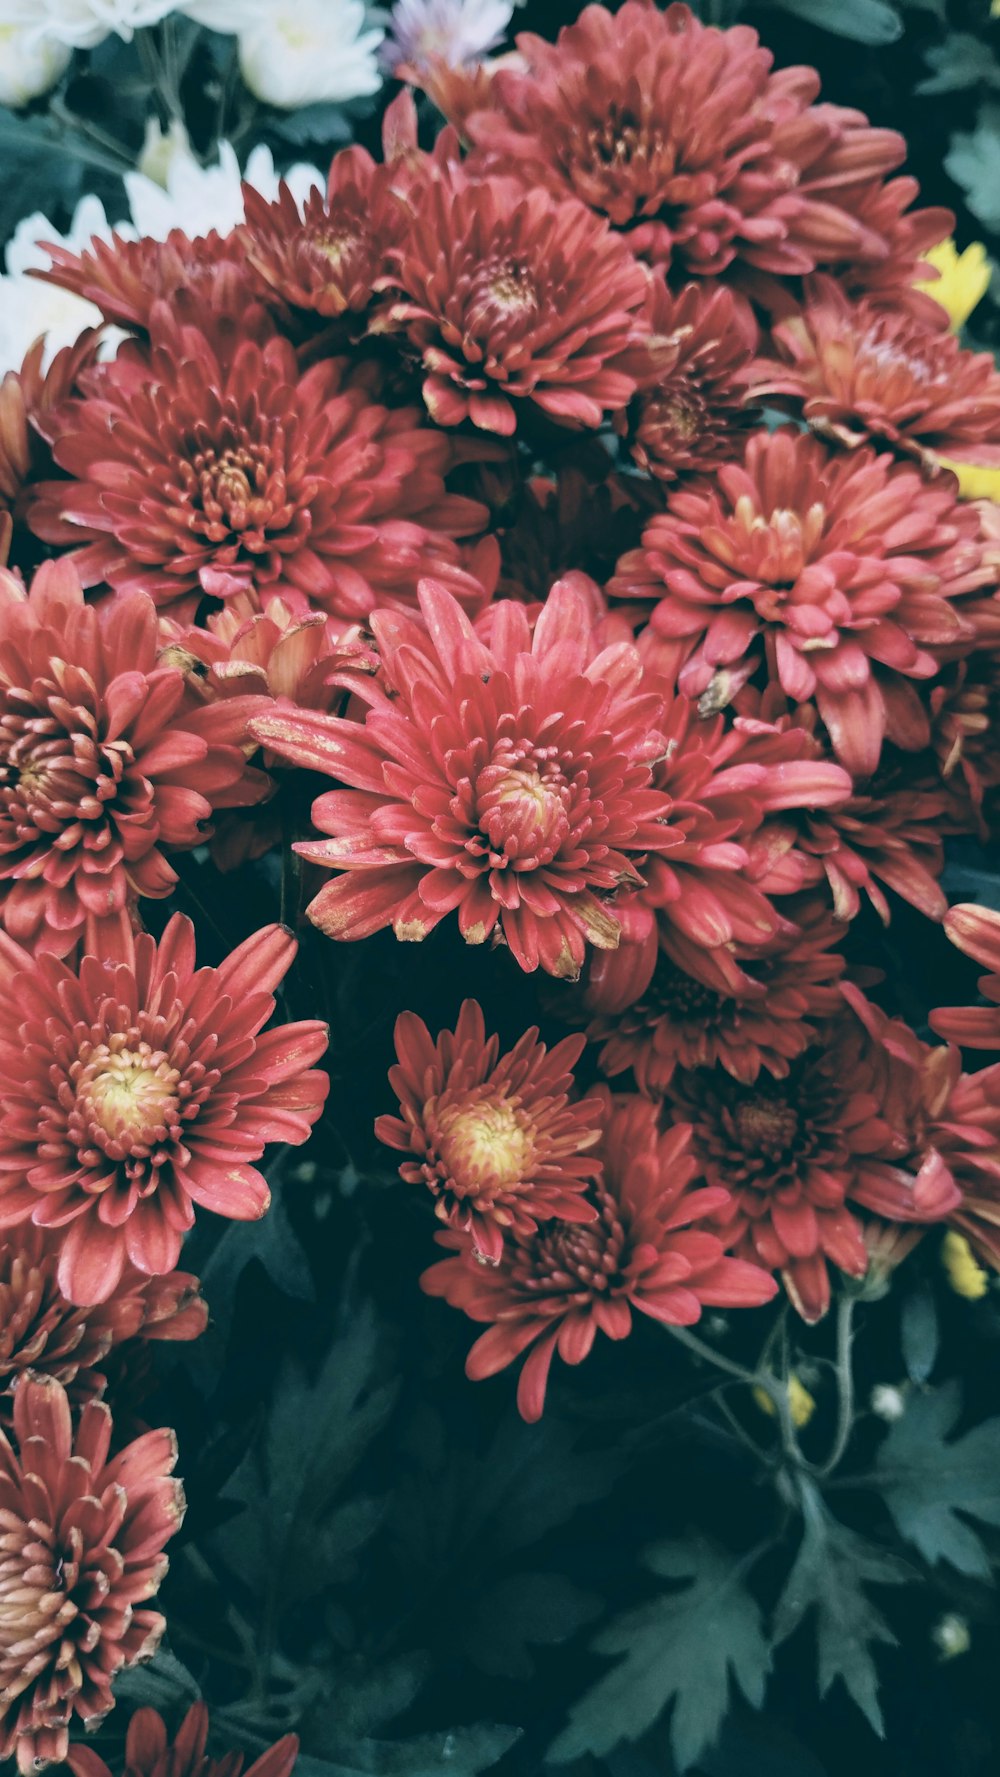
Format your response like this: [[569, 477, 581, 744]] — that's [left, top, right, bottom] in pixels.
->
[[375, 998, 601, 1262], [584, 898, 846, 1091], [465, 1, 915, 279], [377, 166, 651, 434], [0, 1374, 183, 1772], [668, 997, 961, 1321], [421, 1088, 776, 1420], [616, 279, 759, 482], [0, 915, 329, 1304], [251, 577, 676, 979], [613, 427, 989, 777], [749, 275, 1000, 467], [0, 1224, 205, 1421], [33, 227, 260, 337], [0, 559, 266, 956], [29, 311, 486, 621], [68, 1703, 298, 1777], [241, 147, 405, 322]]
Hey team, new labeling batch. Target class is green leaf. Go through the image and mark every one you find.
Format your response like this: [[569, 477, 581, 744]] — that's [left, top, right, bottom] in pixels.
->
[[469, 1571, 602, 1679], [874, 1382, 1000, 1578], [111, 1646, 201, 1713], [548, 1539, 770, 1772], [946, 107, 1000, 233], [918, 36, 1000, 94], [295, 1725, 520, 1777], [763, 0, 902, 44], [211, 1303, 396, 1610], [772, 1489, 908, 1735], [900, 1284, 939, 1385]]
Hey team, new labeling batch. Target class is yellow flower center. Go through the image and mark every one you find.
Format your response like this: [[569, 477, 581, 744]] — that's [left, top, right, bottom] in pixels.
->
[[436, 1096, 533, 1192]]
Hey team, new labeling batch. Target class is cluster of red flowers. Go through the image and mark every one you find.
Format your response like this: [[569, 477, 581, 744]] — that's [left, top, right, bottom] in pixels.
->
[[2, 0, 1000, 1764]]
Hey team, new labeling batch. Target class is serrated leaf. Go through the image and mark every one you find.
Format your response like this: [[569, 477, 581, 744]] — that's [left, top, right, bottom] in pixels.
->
[[296, 1724, 520, 1777], [548, 1539, 770, 1772], [772, 1489, 908, 1735], [469, 1571, 602, 1679], [946, 107, 1000, 232], [874, 1382, 1000, 1578], [900, 1285, 939, 1385], [271, 102, 355, 146], [211, 1303, 396, 1609], [764, 0, 902, 43], [918, 35, 1000, 93], [111, 1646, 201, 1712]]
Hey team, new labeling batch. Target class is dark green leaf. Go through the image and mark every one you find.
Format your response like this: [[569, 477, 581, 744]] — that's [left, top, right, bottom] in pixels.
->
[[763, 0, 902, 44], [271, 103, 354, 146], [469, 1571, 602, 1679], [548, 1539, 770, 1772], [295, 1725, 520, 1777], [874, 1382, 1000, 1578], [900, 1285, 939, 1385], [111, 1647, 201, 1712], [772, 1489, 908, 1735]]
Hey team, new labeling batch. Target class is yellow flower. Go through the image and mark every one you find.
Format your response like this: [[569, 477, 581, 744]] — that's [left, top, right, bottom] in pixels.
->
[[937, 457, 1000, 502], [752, 1374, 816, 1428], [942, 1230, 989, 1300], [914, 238, 991, 331]]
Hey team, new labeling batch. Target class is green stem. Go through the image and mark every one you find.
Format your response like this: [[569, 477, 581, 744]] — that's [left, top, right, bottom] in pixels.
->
[[814, 1294, 857, 1479]]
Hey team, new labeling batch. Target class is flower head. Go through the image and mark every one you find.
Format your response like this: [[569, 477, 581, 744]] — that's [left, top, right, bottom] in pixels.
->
[[750, 276, 1000, 467], [465, 1, 909, 279], [241, 148, 404, 323], [913, 238, 991, 332], [421, 1088, 776, 1420], [617, 279, 758, 482], [0, 916, 329, 1304], [0, 560, 266, 955], [0, 26, 70, 108], [613, 427, 989, 777], [30, 315, 485, 620], [0, 1374, 183, 1772], [669, 998, 961, 1321], [2, 0, 173, 50], [67, 1703, 299, 1777], [252, 577, 675, 978], [375, 998, 601, 1262], [235, 0, 384, 108], [0, 195, 119, 378], [0, 1225, 205, 1421], [585, 899, 846, 1092], [382, 0, 513, 71], [379, 166, 650, 435]]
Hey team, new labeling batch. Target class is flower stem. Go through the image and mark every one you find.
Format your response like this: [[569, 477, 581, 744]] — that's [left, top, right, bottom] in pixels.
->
[[814, 1293, 856, 1478]]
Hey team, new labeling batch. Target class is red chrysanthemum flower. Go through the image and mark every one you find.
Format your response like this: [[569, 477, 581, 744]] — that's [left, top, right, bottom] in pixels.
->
[[0, 1374, 183, 1772], [613, 427, 989, 777], [930, 903, 1000, 1050], [0, 335, 100, 559], [68, 1703, 298, 1777], [625, 668, 851, 950], [668, 998, 961, 1321], [584, 897, 846, 1091], [241, 147, 405, 323], [33, 227, 260, 338], [464, 1, 912, 279], [749, 276, 1000, 467], [0, 915, 329, 1305], [0, 559, 267, 956], [28, 311, 486, 621], [0, 1224, 205, 1422], [616, 280, 759, 482], [375, 998, 601, 1262], [377, 166, 651, 435], [421, 1088, 777, 1420], [251, 577, 676, 979]]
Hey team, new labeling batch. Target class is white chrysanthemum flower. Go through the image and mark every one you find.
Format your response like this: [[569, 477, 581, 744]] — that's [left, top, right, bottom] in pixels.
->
[[0, 195, 118, 376], [2, 0, 175, 50], [236, 0, 384, 107], [0, 138, 323, 375], [124, 135, 323, 239], [0, 24, 71, 106], [381, 0, 513, 70]]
